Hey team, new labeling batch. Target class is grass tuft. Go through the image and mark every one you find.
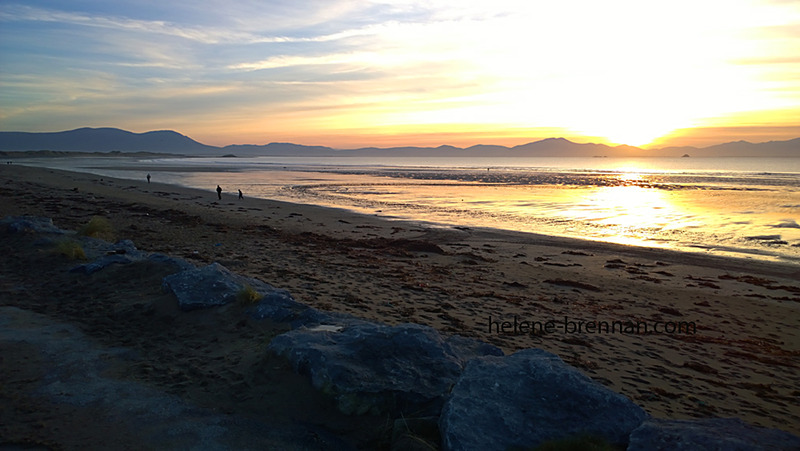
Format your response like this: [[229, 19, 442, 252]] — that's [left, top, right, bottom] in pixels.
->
[[53, 239, 87, 260], [237, 284, 263, 305], [78, 216, 115, 241]]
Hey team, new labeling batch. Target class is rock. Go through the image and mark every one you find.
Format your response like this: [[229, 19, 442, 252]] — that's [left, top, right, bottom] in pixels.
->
[[147, 253, 195, 272], [439, 348, 648, 451], [2, 215, 65, 234], [109, 239, 138, 254], [70, 254, 134, 274], [627, 418, 800, 451], [247, 290, 310, 323], [162, 262, 293, 311], [268, 322, 503, 416], [70, 240, 171, 274], [391, 416, 440, 451], [288, 307, 372, 330]]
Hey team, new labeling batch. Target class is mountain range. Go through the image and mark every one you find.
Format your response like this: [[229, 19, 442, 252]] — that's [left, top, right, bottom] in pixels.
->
[[0, 127, 798, 158]]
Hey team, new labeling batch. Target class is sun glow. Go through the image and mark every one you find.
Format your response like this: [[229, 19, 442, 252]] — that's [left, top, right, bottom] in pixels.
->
[[358, 0, 800, 148], [1, 1, 798, 147]]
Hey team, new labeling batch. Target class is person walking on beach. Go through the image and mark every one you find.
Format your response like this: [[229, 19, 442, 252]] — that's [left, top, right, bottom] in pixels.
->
[[238, 189, 243, 200], [147, 173, 151, 183], [216, 185, 222, 200]]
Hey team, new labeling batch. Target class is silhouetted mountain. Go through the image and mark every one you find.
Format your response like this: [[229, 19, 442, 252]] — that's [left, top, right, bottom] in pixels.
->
[[1, 128, 797, 157], [658, 138, 800, 158], [0, 127, 217, 154], [221, 142, 338, 156], [701, 138, 800, 157], [509, 138, 621, 157]]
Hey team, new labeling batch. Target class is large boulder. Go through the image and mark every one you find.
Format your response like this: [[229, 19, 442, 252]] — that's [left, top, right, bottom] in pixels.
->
[[70, 253, 134, 274], [246, 290, 311, 323], [627, 418, 800, 451], [268, 322, 503, 416], [1, 215, 65, 234], [439, 348, 648, 451], [162, 262, 294, 311]]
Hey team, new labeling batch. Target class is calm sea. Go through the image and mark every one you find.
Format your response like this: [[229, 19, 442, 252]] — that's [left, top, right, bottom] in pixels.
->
[[19, 156, 800, 264]]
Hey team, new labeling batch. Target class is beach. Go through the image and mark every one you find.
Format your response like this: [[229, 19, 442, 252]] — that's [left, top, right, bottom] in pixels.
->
[[1, 163, 799, 448]]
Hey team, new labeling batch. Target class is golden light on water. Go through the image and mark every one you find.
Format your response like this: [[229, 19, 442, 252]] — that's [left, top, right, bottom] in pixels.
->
[[617, 173, 644, 184]]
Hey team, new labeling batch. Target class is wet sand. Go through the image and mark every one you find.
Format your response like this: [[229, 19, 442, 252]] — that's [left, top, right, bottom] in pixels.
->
[[1, 163, 798, 448]]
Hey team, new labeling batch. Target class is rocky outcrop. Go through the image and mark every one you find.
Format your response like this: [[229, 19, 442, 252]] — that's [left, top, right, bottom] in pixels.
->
[[268, 322, 503, 416], [69, 239, 194, 274], [2, 215, 65, 234], [162, 262, 294, 311], [439, 348, 648, 451], [628, 417, 800, 451]]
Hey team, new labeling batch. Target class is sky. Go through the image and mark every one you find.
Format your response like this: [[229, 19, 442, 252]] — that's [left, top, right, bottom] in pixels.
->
[[1, 0, 799, 149]]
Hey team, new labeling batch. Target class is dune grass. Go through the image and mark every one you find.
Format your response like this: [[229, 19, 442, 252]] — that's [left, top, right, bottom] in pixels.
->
[[237, 284, 264, 305], [53, 239, 87, 260], [78, 216, 115, 241]]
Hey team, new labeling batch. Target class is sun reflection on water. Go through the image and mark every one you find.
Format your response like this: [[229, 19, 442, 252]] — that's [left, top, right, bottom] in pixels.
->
[[562, 185, 680, 227], [577, 185, 690, 246]]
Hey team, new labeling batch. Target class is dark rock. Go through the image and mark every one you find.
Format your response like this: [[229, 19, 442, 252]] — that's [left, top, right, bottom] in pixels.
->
[[268, 322, 503, 416], [162, 262, 293, 311], [70, 254, 134, 274], [247, 291, 310, 323], [2, 215, 65, 234], [70, 239, 173, 274], [391, 416, 440, 451], [439, 348, 647, 451], [147, 253, 195, 272], [627, 417, 800, 451], [286, 307, 371, 330], [110, 239, 138, 254]]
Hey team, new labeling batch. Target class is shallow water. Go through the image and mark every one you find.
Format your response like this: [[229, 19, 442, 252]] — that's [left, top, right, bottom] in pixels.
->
[[19, 156, 800, 264]]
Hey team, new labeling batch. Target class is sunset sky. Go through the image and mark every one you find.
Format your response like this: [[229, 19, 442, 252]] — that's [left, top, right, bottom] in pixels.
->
[[1, 0, 799, 149]]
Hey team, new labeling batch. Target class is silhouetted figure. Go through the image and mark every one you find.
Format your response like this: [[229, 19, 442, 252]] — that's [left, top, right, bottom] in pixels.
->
[[216, 185, 222, 200], [147, 173, 151, 183], [238, 189, 243, 200]]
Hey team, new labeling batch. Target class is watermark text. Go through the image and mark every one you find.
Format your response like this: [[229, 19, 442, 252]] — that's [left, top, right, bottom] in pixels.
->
[[487, 315, 696, 335]]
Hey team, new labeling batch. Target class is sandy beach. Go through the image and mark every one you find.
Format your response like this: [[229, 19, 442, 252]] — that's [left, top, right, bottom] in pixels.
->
[[1, 163, 799, 448]]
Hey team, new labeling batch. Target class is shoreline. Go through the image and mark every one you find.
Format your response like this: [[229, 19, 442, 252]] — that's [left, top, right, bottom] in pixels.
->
[[16, 155, 800, 267], [1, 163, 799, 437], [10, 160, 800, 277]]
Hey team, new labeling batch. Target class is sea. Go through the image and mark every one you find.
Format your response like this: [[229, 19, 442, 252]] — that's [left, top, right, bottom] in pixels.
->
[[17, 155, 800, 264]]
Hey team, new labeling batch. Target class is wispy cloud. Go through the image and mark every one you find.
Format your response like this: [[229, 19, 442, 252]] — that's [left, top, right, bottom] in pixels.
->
[[1, 4, 282, 44]]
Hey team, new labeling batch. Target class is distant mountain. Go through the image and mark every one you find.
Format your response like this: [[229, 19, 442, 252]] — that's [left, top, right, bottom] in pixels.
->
[[0, 127, 217, 154], [1, 127, 798, 157], [656, 138, 800, 158], [221, 142, 337, 157]]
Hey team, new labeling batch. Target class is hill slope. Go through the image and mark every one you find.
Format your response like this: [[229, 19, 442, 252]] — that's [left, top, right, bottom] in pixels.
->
[[0, 128, 218, 154], [1, 128, 798, 157]]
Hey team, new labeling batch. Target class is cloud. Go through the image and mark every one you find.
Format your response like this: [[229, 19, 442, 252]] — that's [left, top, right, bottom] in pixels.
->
[[0, 4, 272, 44], [772, 219, 800, 229], [2, 0, 800, 147]]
